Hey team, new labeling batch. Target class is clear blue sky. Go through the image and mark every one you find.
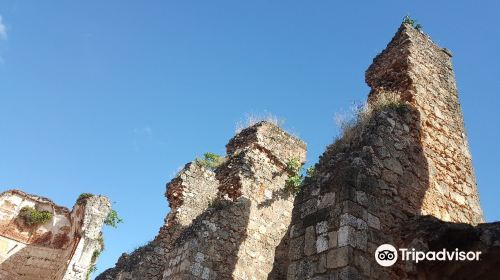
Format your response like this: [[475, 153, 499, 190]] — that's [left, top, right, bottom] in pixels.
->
[[0, 1, 498, 278]]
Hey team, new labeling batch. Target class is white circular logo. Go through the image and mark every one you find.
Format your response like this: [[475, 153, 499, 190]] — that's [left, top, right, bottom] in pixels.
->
[[375, 244, 398, 266]]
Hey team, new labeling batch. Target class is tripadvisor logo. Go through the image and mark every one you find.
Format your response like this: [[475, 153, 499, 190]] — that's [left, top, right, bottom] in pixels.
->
[[375, 244, 398, 266], [374, 244, 482, 267]]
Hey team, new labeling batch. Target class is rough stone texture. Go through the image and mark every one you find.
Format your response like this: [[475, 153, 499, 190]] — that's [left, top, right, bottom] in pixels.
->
[[282, 106, 426, 280], [97, 121, 306, 280], [96, 23, 499, 280], [278, 23, 496, 280], [0, 190, 110, 280], [366, 23, 483, 224], [96, 162, 220, 280]]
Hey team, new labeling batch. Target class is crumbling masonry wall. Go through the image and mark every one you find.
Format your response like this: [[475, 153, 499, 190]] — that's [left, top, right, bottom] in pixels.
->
[[97, 22, 498, 280], [0, 190, 111, 280], [281, 23, 489, 280], [97, 121, 306, 280], [365, 23, 483, 223], [96, 162, 220, 280]]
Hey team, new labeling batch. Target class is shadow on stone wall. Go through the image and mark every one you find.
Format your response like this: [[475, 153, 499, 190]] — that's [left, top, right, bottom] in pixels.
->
[[96, 237, 165, 279], [182, 197, 251, 279], [272, 103, 500, 280], [97, 197, 251, 280], [400, 216, 500, 280], [0, 242, 70, 280], [267, 227, 291, 279], [268, 105, 434, 279]]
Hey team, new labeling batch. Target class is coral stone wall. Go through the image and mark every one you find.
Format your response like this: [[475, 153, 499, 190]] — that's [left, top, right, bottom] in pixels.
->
[[0, 190, 110, 280]]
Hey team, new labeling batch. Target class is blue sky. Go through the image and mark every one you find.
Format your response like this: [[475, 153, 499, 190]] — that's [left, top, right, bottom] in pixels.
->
[[0, 1, 499, 278]]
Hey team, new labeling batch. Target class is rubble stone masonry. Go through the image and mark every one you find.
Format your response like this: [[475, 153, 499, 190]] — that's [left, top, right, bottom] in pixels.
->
[[3, 22, 498, 280], [92, 22, 499, 280], [282, 23, 489, 280], [97, 122, 306, 280], [366, 23, 483, 224]]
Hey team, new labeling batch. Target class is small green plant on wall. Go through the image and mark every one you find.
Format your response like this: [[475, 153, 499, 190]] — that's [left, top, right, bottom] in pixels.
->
[[285, 158, 318, 195], [196, 152, 226, 171], [76, 193, 123, 228], [75, 193, 123, 280], [402, 15, 423, 31], [285, 158, 303, 194], [104, 209, 123, 228], [19, 206, 53, 226], [76, 193, 94, 205], [305, 166, 316, 177]]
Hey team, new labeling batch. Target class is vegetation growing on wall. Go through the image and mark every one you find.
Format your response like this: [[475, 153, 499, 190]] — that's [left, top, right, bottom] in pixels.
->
[[306, 166, 316, 178], [285, 158, 303, 194], [77, 193, 94, 205], [86, 250, 101, 280], [76, 193, 122, 279], [104, 209, 123, 228], [76, 193, 124, 228], [196, 152, 226, 171], [235, 112, 284, 133], [403, 15, 423, 31], [335, 92, 409, 144], [18, 206, 53, 226], [285, 159, 316, 195]]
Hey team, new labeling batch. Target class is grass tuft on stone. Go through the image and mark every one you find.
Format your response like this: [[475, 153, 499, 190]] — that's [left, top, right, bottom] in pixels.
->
[[335, 92, 409, 145], [196, 152, 226, 171], [77, 193, 94, 205], [235, 112, 285, 133]]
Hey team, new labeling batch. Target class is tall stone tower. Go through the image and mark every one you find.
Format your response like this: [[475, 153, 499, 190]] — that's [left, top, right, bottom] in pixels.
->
[[283, 22, 484, 280], [366, 23, 483, 224]]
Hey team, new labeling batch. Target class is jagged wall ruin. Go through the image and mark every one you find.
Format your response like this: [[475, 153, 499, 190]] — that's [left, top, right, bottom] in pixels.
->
[[97, 122, 306, 280], [0, 190, 111, 280], [282, 23, 489, 280], [366, 23, 483, 224], [96, 22, 499, 280]]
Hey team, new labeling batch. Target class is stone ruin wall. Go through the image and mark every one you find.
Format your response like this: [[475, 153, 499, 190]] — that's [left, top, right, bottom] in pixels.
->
[[1, 22, 498, 280], [97, 122, 307, 280], [284, 104, 431, 279], [95, 162, 221, 280], [282, 23, 488, 280], [0, 189, 111, 280], [366, 23, 483, 224], [96, 22, 500, 280]]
